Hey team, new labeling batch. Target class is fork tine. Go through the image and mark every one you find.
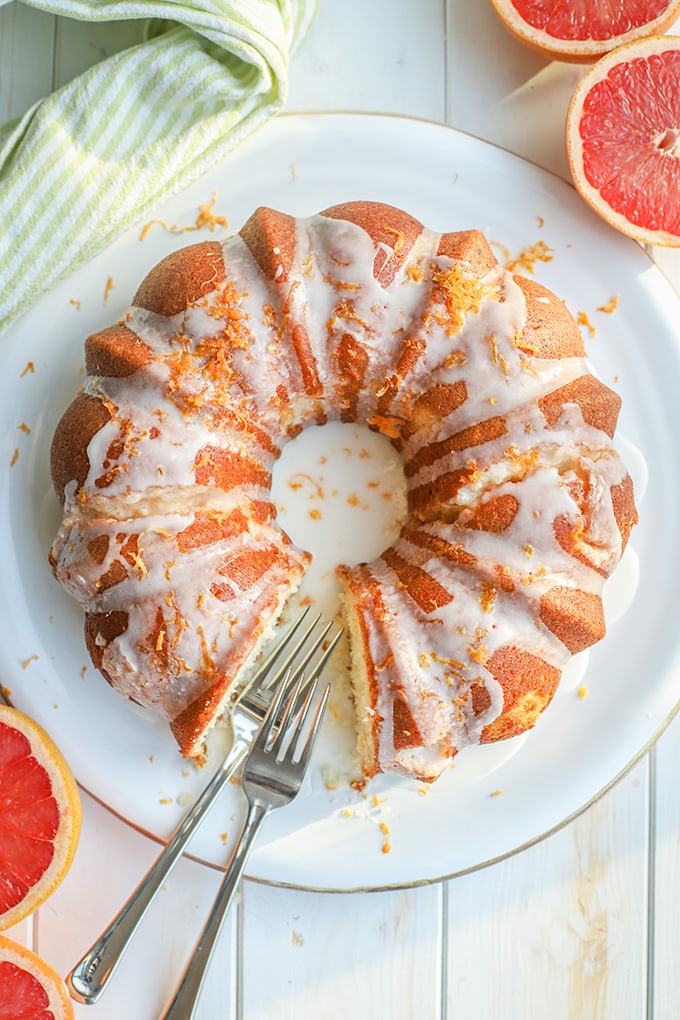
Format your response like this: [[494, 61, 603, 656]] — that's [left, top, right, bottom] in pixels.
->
[[257, 616, 331, 695], [268, 672, 307, 757], [246, 606, 317, 690], [256, 665, 297, 752], [304, 626, 344, 684], [272, 625, 343, 714], [292, 682, 331, 766]]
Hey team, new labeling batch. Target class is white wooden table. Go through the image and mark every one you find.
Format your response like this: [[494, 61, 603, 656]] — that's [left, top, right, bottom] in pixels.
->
[[2, 3, 680, 1017]]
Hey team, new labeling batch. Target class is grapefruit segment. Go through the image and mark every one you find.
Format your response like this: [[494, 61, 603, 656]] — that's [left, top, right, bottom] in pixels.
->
[[489, 0, 680, 62], [567, 36, 680, 246], [0, 934, 74, 1018], [0, 706, 81, 931]]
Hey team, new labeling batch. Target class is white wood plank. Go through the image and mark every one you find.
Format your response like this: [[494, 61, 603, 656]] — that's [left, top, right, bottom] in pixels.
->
[[651, 711, 680, 1020], [240, 881, 443, 1020], [446, 0, 586, 179], [445, 759, 649, 1019], [0, 3, 55, 123], [648, 246, 680, 297], [1, 916, 32, 950], [35, 792, 237, 1020], [286, 0, 446, 121]]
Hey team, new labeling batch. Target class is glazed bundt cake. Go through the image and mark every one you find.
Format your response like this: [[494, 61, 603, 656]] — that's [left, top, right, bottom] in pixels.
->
[[49, 201, 637, 779]]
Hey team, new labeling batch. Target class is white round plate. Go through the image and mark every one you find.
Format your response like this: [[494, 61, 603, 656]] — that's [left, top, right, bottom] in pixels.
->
[[1, 113, 678, 892]]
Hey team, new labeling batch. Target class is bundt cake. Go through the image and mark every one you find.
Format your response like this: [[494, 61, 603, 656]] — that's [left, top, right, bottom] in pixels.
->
[[49, 201, 637, 779]]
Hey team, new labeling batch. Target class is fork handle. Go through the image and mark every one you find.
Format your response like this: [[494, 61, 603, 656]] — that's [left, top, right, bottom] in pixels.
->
[[159, 800, 270, 1020], [67, 736, 250, 1005]]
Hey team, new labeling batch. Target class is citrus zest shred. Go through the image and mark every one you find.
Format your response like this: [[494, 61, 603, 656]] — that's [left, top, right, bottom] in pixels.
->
[[139, 218, 169, 241], [597, 294, 620, 314], [384, 225, 404, 252], [577, 310, 597, 337], [432, 264, 499, 334], [505, 240, 554, 275], [366, 414, 404, 439], [139, 193, 228, 241]]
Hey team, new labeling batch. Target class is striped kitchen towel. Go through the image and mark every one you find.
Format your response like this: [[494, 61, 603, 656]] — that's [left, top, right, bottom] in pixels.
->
[[0, 0, 317, 335]]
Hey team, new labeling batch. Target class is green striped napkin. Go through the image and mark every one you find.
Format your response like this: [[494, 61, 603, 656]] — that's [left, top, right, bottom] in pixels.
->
[[0, 0, 317, 335]]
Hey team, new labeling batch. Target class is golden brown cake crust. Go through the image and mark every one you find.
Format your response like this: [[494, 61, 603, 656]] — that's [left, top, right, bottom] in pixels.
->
[[50, 393, 112, 505], [133, 240, 225, 316], [85, 324, 152, 378]]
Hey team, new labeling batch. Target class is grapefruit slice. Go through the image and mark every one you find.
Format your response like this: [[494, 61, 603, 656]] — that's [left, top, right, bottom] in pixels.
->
[[0, 934, 74, 1018], [489, 0, 680, 62], [566, 36, 680, 246], [0, 706, 81, 931]]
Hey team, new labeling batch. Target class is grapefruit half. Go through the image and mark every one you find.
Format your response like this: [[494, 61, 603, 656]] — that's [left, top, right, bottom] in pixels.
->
[[567, 36, 680, 246], [489, 0, 680, 62], [0, 706, 81, 931], [0, 934, 74, 1019]]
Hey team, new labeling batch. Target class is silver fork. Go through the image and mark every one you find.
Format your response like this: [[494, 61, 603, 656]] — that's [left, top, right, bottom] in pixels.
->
[[67, 607, 342, 1005], [160, 668, 331, 1020]]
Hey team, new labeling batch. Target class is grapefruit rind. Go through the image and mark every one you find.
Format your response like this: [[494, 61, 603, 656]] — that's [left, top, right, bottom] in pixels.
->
[[0, 934, 75, 1019], [489, 0, 680, 63], [566, 35, 680, 247], [0, 705, 82, 931]]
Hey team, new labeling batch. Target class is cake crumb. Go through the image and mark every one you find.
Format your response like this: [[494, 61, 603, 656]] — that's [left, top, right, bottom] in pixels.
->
[[20, 361, 35, 377], [380, 821, 392, 854], [578, 685, 588, 699], [291, 930, 304, 946], [220, 832, 229, 845], [10, 449, 19, 467], [308, 508, 322, 520], [490, 789, 505, 798], [69, 298, 81, 310], [159, 797, 174, 805], [103, 275, 115, 304], [18, 422, 30, 434], [21, 655, 38, 669]]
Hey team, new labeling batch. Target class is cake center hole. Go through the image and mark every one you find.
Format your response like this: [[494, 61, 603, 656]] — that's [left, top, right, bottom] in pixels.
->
[[271, 421, 407, 618]]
